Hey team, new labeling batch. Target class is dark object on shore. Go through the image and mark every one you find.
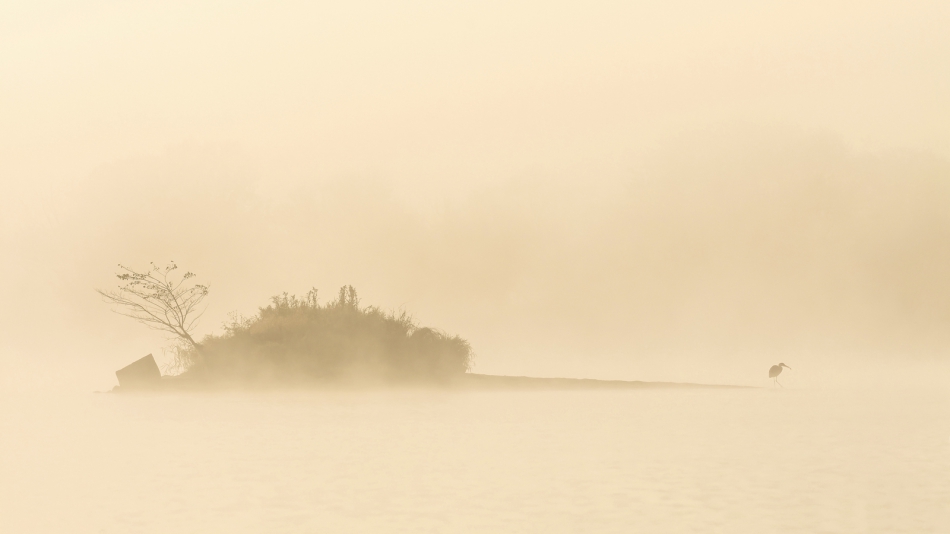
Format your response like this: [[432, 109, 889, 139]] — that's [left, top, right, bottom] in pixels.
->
[[115, 354, 162, 390], [769, 363, 791, 387]]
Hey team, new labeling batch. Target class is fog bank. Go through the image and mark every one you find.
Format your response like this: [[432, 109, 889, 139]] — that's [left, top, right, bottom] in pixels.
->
[[2, 1, 949, 390]]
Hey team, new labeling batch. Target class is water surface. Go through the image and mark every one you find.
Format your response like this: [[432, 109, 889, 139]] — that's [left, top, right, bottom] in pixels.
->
[[1, 388, 947, 533]]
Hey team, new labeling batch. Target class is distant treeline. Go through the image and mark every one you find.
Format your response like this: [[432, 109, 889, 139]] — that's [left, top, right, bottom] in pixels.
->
[[179, 286, 473, 384]]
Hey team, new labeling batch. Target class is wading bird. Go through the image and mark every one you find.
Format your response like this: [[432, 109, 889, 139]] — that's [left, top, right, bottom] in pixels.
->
[[769, 363, 791, 387]]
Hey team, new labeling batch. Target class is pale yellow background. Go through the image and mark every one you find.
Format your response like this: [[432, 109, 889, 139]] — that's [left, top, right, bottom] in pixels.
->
[[2, 1, 949, 391]]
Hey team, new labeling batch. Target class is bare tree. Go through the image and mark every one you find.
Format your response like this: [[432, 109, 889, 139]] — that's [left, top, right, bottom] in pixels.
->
[[97, 262, 209, 352]]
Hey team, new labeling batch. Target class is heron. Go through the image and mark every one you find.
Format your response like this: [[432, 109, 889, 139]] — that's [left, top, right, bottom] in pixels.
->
[[769, 363, 791, 387]]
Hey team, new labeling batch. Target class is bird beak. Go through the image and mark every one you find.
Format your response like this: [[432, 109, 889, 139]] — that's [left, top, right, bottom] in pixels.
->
[[784, 365, 792, 369]]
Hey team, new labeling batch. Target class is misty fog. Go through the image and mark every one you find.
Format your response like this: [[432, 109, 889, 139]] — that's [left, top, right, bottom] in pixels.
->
[[3, 2, 950, 391], [3, 128, 950, 391], [3, 3, 950, 533]]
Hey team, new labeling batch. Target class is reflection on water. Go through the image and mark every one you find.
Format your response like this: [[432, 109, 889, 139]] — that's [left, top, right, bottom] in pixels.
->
[[1, 388, 948, 533]]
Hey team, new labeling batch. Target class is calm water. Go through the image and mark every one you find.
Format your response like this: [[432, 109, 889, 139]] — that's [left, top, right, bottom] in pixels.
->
[[1, 387, 948, 533]]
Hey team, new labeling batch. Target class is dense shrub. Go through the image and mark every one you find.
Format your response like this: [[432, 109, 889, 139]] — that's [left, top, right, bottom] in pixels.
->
[[180, 286, 472, 384]]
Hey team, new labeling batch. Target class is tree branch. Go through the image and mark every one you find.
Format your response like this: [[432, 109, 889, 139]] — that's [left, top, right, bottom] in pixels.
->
[[96, 262, 209, 353]]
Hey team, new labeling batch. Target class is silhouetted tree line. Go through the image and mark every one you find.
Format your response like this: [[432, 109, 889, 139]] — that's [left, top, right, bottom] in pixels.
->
[[99, 264, 472, 384], [180, 285, 473, 384]]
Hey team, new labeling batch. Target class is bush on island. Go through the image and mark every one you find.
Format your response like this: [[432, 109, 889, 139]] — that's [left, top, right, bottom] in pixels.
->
[[178, 286, 473, 385]]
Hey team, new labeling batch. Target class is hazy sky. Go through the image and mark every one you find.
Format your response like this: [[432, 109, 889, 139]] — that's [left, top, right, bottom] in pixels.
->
[[2, 1, 949, 390]]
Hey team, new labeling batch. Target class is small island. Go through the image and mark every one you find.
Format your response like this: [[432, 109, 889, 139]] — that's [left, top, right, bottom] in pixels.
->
[[171, 286, 473, 388], [102, 262, 746, 391]]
